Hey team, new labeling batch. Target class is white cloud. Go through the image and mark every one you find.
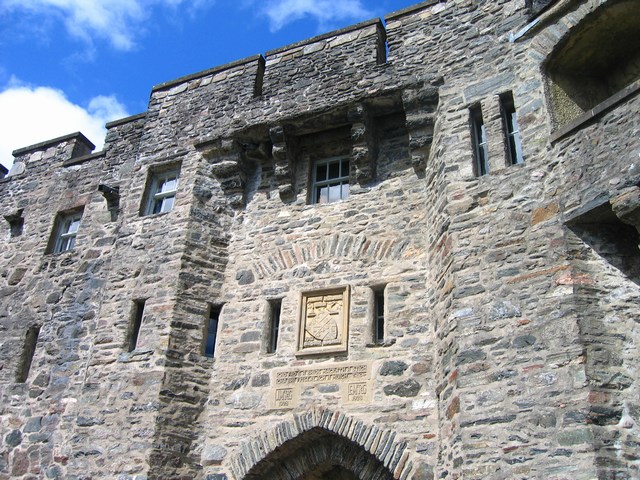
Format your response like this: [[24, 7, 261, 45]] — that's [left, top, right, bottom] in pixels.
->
[[260, 0, 373, 32], [0, 0, 212, 50], [0, 84, 128, 170]]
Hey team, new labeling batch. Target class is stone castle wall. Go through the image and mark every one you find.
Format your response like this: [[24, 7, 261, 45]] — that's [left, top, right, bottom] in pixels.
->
[[1, 0, 639, 479]]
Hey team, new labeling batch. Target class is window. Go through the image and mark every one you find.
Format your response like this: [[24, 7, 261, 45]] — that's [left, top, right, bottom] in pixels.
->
[[204, 305, 222, 358], [500, 92, 524, 165], [15, 325, 40, 383], [144, 168, 180, 215], [49, 209, 83, 254], [128, 300, 146, 352], [470, 105, 489, 176], [312, 157, 350, 204], [266, 300, 282, 354], [373, 288, 385, 344]]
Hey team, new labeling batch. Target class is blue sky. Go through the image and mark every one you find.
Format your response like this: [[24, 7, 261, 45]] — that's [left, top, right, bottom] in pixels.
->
[[0, 0, 420, 170]]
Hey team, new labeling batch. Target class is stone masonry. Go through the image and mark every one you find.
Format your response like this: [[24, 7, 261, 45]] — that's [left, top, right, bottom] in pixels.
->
[[1, 0, 639, 478]]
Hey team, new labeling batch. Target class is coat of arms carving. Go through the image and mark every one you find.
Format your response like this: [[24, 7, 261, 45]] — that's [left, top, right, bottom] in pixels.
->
[[297, 286, 350, 356]]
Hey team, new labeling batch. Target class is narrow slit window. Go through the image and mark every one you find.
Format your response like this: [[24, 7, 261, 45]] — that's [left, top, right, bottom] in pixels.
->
[[16, 325, 40, 383], [204, 305, 222, 358], [470, 105, 489, 176], [374, 289, 385, 344], [500, 92, 524, 165], [128, 300, 146, 352], [267, 300, 282, 354]]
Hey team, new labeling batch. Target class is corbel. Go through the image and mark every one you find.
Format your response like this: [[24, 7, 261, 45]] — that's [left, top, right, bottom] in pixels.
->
[[402, 83, 439, 175], [4, 208, 24, 237], [269, 125, 298, 202], [348, 103, 377, 185]]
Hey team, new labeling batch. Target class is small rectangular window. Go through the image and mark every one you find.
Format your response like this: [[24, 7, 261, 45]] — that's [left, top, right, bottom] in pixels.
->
[[204, 305, 222, 358], [267, 300, 282, 354], [49, 210, 83, 254], [312, 157, 350, 204], [374, 288, 385, 344], [16, 325, 40, 383], [500, 92, 524, 165], [143, 167, 180, 216], [128, 300, 146, 352], [470, 105, 489, 176]]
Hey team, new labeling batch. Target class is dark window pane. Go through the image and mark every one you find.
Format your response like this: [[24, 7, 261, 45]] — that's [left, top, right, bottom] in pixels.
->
[[316, 163, 327, 182], [328, 161, 340, 179]]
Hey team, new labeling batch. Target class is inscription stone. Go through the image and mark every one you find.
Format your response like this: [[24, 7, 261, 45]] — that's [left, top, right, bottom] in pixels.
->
[[270, 362, 371, 409]]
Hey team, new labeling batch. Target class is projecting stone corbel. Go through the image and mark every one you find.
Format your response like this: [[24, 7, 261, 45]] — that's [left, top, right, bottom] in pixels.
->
[[206, 138, 247, 208], [348, 104, 377, 185], [98, 184, 120, 221], [269, 125, 297, 202], [402, 84, 439, 175], [611, 186, 640, 233], [4, 208, 24, 237]]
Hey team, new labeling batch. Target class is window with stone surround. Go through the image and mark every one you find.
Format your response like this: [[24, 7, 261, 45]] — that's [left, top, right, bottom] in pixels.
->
[[266, 299, 282, 354], [142, 165, 180, 216], [500, 92, 524, 165], [311, 157, 350, 204], [204, 304, 222, 358], [48, 208, 83, 254], [470, 105, 488, 176], [15, 325, 40, 383]]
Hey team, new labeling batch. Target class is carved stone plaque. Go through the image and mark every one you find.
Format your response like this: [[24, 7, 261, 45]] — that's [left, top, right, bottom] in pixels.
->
[[296, 286, 350, 356]]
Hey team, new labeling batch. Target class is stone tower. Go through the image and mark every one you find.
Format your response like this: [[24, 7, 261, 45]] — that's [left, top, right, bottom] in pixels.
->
[[1, 0, 639, 478]]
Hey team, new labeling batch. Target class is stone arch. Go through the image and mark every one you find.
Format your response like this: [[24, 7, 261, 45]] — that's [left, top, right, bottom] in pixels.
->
[[251, 232, 417, 279], [230, 408, 414, 480]]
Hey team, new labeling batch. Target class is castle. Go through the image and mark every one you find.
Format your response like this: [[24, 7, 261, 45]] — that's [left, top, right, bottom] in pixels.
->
[[1, 0, 639, 478]]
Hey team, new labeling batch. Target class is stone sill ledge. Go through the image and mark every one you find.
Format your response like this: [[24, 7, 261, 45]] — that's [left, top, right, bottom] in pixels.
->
[[550, 80, 640, 144]]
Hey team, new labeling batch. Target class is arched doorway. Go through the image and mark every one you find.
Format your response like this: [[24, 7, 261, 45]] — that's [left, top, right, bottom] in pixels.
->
[[242, 427, 395, 480]]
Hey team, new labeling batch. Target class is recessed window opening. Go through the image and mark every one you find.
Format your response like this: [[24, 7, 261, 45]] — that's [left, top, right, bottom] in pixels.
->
[[374, 287, 385, 344], [312, 157, 350, 204], [500, 92, 524, 165], [204, 304, 222, 358], [48, 208, 84, 254], [267, 299, 282, 354], [545, 0, 640, 128], [470, 105, 489, 176], [143, 166, 180, 216], [128, 300, 146, 352], [16, 325, 40, 383]]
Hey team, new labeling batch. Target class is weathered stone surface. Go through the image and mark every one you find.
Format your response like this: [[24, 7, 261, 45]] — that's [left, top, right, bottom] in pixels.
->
[[202, 445, 228, 466], [380, 361, 409, 376], [1, 1, 638, 479], [383, 379, 421, 397]]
